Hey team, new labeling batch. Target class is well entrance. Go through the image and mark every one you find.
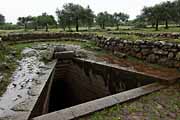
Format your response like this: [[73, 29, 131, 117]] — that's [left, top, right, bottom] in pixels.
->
[[48, 58, 156, 113]]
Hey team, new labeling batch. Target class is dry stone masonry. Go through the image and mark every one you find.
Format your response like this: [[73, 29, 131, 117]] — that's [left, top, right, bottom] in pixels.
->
[[108, 31, 180, 39], [97, 38, 180, 68], [1, 32, 180, 68]]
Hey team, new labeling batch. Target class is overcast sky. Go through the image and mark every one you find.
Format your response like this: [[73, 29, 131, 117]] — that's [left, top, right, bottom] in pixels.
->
[[0, 0, 174, 24]]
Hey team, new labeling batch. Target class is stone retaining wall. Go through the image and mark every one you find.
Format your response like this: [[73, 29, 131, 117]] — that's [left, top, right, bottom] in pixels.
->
[[97, 38, 180, 68], [108, 31, 180, 39], [1, 33, 95, 42], [1, 33, 180, 68]]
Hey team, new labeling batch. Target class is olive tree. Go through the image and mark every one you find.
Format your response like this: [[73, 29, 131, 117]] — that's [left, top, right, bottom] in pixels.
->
[[0, 14, 5, 25]]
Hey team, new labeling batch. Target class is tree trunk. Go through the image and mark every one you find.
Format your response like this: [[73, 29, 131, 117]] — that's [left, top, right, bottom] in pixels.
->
[[68, 25, 71, 31], [45, 24, 48, 32], [102, 22, 105, 29], [152, 23, 155, 28], [155, 19, 159, 31], [88, 26, 91, 31], [63, 27, 65, 31], [34, 25, 37, 31], [116, 24, 119, 30], [76, 17, 79, 32], [165, 20, 168, 29], [24, 23, 27, 31]]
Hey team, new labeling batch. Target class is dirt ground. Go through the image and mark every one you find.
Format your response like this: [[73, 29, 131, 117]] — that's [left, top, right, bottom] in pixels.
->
[[95, 54, 180, 81]]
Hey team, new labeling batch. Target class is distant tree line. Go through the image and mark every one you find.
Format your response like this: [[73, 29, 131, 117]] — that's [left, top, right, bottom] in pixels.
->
[[2, 1, 180, 31], [56, 3, 129, 31], [0, 14, 5, 25], [135, 0, 180, 30], [17, 13, 57, 32], [0, 3, 129, 31]]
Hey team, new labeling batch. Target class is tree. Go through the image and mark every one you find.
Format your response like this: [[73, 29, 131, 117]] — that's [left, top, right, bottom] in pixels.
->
[[151, 5, 163, 31], [113, 12, 129, 30], [17, 16, 32, 31], [138, 1, 179, 30], [0, 14, 5, 25], [96, 12, 105, 29], [63, 3, 84, 32], [31, 17, 38, 31], [37, 13, 57, 32], [96, 11, 112, 29], [141, 7, 156, 28], [174, 0, 180, 25], [160, 1, 174, 29], [140, 5, 164, 31], [83, 5, 95, 29], [56, 3, 95, 31], [56, 9, 72, 31]]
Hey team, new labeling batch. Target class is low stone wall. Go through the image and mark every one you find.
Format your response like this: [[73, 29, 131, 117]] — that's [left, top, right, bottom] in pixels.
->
[[97, 38, 180, 68], [2, 32, 180, 68], [108, 31, 180, 39], [1, 33, 95, 42]]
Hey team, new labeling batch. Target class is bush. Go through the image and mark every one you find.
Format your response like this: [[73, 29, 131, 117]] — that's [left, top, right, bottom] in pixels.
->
[[0, 23, 22, 30]]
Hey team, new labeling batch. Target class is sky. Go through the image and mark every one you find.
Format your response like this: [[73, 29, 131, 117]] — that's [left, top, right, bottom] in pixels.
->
[[0, 0, 175, 24]]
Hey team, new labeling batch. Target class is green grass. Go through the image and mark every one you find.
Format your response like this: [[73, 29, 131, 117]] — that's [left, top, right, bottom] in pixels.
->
[[0, 43, 34, 96], [96, 31, 180, 43], [80, 83, 180, 120], [0, 25, 180, 35], [0, 47, 19, 96]]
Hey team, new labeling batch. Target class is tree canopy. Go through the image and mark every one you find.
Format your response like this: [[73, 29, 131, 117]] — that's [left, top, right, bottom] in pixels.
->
[[56, 3, 95, 31], [137, 0, 180, 30], [0, 14, 5, 25], [17, 13, 56, 31], [113, 12, 129, 30]]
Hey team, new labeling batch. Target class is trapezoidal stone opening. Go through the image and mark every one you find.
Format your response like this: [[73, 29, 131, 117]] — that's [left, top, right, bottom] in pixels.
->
[[48, 58, 157, 113]]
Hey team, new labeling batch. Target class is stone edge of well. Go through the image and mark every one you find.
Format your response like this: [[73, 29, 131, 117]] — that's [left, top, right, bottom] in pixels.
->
[[32, 82, 166, 120], [13, 60, 58, 120]]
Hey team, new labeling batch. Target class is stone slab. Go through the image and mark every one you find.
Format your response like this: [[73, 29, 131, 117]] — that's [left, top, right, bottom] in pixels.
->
[[54, 51, 75, 60]]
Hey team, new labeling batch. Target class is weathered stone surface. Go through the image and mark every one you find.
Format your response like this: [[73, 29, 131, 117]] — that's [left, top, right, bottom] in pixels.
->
[[141, 49, 150, 56], [32, 107, 74, 120], [11, 98, 36, 112], [22, 48, 38, 57], [54, 51, 75, 59], [113, 51, 127, 58], [175, 52, 180, 61], [75, 51, 88, 58], [54, 46, 66, 52], [39, 47, 54, 61], [168, 52, 174, 59], [147, 54, 156, 63]]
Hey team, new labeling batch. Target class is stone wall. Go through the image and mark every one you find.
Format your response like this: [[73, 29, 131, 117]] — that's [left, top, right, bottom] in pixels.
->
[[1, 33, 95, 42], [97, 38, 180, 68], [1, 32, 180, 68], [108, 31, 180, 39]]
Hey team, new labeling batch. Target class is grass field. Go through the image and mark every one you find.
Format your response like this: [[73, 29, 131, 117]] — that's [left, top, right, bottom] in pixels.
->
[[80, 83, 180, 120], [1, 25, 180, 36]]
